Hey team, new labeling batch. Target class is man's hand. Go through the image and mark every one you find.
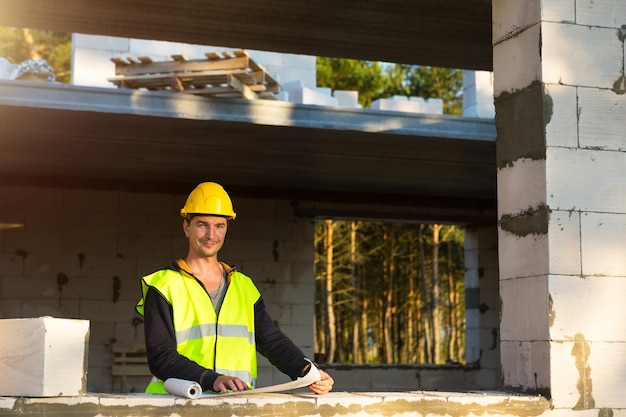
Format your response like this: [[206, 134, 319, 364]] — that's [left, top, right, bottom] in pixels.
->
[[308, 369, 334, 395], [213, 375, 251, 394]]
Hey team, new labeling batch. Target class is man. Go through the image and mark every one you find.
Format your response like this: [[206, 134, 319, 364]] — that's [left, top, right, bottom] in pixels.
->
[[136, 182, 334, 395]]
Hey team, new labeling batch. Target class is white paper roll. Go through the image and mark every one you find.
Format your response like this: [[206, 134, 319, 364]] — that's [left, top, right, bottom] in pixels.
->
[[163, 378, 203, 399]]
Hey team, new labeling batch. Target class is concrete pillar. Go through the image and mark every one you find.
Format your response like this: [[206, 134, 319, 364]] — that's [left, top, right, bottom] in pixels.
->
[[464, 226, 501, 388], [493, 0, 626, 409]]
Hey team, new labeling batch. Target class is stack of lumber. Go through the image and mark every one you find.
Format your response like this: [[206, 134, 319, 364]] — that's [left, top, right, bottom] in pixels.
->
[[108, 50, 280, 100]]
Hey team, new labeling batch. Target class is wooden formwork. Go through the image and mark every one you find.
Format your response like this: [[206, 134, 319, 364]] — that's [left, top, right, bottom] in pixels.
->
[[108, 50, 280, 100]]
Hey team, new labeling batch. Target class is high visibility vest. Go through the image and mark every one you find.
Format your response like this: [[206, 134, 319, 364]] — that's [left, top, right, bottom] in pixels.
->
[[136, 261, 260, 393]]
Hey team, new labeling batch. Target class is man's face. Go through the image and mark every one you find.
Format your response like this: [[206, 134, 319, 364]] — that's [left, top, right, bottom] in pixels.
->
[[183, 215, 228, 258]]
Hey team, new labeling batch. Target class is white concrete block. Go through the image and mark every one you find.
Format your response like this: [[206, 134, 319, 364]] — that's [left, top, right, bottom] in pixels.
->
[[581, 212, 626, 276], [72, 34, 129, 51], [500, 276, 550, 341], [547, 148, 626, 213], [549, 339, 582, 408], [71, 48, 118, 88], [370, 97, 422, 113], [577, 0, 626, 27], [586, 341, 626, 407], [548, 210, 582, 275], [0, 317, 90, 396], [129, 38, 185, 58], [544, 84, 578, 148], [578, 87, 626, 151], [333, 90, 360, 108], [497, 159, 547, 217], [493, 23, 542, 96], [541, 0, 576, 23], [498, 230, 549, 280], [421, 98, 444, 114], [493, 0, 541, 45], [285, 85, 337, 106], [542, 23, 622, 88], [550, 338, 626, 408], [550, 275, 626, 341], [500, 340, 550, 390]]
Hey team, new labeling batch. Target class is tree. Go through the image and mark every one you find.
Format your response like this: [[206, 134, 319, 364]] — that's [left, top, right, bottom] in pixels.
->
[[314, 220, 466, 365], [316, 57, 388, 108], [0, 26, 72, 83], [386, 65, 463, 115], [317, 57, 463, 114]]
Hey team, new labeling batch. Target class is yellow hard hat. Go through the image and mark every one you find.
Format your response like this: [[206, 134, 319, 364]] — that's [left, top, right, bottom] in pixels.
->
[[180, 182, 236, 219]]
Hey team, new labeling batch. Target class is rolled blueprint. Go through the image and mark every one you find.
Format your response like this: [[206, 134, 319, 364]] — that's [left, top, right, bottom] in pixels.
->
[[164, 378, 203, 399]]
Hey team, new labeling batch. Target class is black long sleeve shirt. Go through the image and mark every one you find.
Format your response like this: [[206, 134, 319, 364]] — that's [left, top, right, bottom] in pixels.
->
[[143, 283, 309, 391]]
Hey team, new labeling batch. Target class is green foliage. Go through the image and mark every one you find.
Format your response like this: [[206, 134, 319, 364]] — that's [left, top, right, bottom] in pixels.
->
[[317, 57, 463, 115], [0, 26, 72, 83], [315, 220, 466, 365], [316, 57, 388, 108]]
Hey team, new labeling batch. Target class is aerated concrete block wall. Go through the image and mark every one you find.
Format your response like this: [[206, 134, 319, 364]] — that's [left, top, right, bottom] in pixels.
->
[[493, 0, 626, 409], [0, 186, 315, 392]]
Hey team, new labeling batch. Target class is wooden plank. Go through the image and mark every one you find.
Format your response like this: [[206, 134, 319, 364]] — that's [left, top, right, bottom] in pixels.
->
[[228, 74, 258, 100], [114, 55, 250, 76], [171, 55, 187, 62], [138, 56, 153, 63]]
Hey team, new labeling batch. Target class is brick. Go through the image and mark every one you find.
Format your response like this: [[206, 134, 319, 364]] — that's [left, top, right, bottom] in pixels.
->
[[292, 304, 314, 326], [63, 188, 119, 211], [2, 275, 70, 299], [0, 317, 89, 396], [577, 0, 626, 27], [129, 38, 184, 58], [79, 254, 137, 279], [1, 187, 63, 210], [581, 212, 626, 276], [240, 261, 292, 284], [579, 87, 626, 151], [498, 230, 549, 280], [80, 300, 138, 323], [62, 230, 119, 256], [541, 0, 576, 22], [544, 84, 578, 148], [547, 148, 625, 213], [83, 210, 137, 234], [3, 230, 63, 255], [117, 235, 173, 258], [548, 210, 582, 275], [25, 208, 76, 232], [243, 219, 293, 241], [500, 275, 550, 341], [543, 23, 622, 88], [232, 197, 276, 220], [501, 340, 550, 390], [493, 23, 542, 95], [274, 282, 315, 305], [23, 254, 80, 277], [497, 159, 546, 216], [550, 275, 626, 341], [119, 191, 177, 215], [72, 34, 129, 51], [18, 298, 80, 318], [493, 0, 541, 44], [291, 261, 314, 285], [136, 213, 181, 237], [0, 253, 24, 276], [72, 48, 118, 88]]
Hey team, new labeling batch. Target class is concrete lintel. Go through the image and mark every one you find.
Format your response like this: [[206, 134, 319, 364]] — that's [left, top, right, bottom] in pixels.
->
[[0, 391, 550, 417], [0, 80, 496, 142]]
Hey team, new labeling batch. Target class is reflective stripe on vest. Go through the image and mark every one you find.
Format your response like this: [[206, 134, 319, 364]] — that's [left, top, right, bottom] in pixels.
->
[[136, 263, 260, 394]]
